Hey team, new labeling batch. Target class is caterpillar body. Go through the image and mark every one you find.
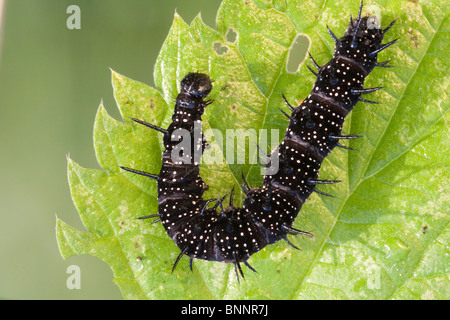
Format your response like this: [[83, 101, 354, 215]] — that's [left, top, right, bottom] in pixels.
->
[[121, 2, 397, 280]]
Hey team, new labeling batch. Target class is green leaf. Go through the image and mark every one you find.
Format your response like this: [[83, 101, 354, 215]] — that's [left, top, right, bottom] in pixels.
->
[[57, 0, 449, 299]]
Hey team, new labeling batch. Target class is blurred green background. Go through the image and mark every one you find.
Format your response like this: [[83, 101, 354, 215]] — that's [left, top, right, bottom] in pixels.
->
[[0, 0, 222, 299]]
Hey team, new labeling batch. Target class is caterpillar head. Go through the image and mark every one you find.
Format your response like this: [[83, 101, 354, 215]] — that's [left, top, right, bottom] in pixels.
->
[[180, 72, 213, 98]]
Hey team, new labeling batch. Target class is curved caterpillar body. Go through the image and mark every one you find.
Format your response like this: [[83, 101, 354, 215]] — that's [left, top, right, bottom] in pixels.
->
[[121, 3, 397, 280]]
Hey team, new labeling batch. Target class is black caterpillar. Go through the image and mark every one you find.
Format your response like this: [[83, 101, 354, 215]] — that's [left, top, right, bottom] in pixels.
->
[[120, 2, 397, 280]]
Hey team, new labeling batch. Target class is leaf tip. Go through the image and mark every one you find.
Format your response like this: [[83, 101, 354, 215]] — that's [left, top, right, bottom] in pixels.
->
[[194, 11, 203, 22], [55, 218, 76, 259], [172, 10, 188, 26], [95, 101, 107, 116], [111, 68, 124, 87], [109, 67, 119, 77], [66, 154, 74, 167]]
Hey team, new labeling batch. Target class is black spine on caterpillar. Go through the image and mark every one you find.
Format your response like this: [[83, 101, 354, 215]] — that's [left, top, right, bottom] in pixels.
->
[[122, 2, 397, 280]]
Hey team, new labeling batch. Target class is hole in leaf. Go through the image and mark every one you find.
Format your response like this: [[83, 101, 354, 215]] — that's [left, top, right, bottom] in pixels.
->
[[213, 41, 229, 55], [226, 28, 237, 43], [286, 34, 310, 74]]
